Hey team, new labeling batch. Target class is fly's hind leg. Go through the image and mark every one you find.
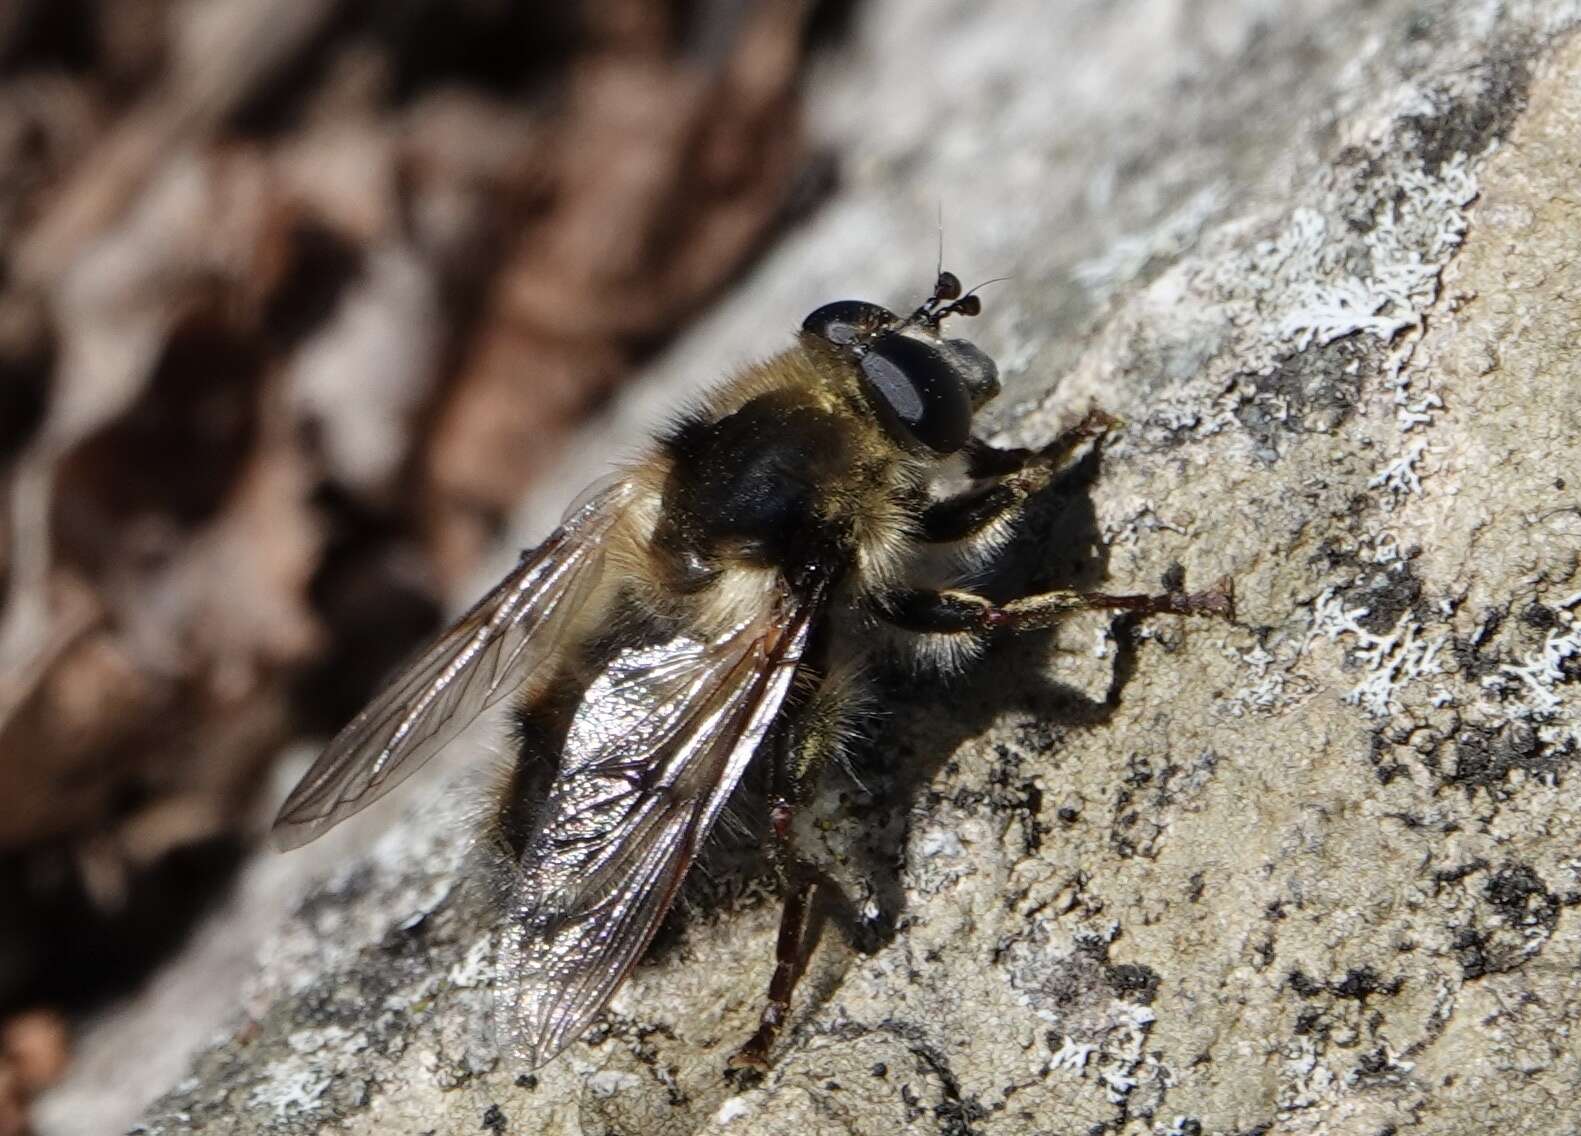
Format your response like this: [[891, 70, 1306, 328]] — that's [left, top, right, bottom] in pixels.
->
[[730, 672, 857, 1071], [729, 810, 817, 1071]]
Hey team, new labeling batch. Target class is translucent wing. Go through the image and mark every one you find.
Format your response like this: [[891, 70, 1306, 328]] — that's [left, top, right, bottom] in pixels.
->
[[495, 581, 824, 1068], [271, 477, 635, 850]]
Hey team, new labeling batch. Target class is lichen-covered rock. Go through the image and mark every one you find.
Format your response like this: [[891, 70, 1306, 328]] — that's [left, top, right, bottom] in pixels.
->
[[111, 1, 1581, 1133]]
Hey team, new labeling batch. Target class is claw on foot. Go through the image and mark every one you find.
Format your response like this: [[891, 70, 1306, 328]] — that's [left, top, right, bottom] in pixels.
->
[[1172, 576, 1235, 620], [728, 1037, 772, 1072], [1065, 408, 1124, 447]]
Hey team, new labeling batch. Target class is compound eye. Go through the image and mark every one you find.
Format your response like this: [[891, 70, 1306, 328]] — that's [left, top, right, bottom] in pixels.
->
[[859, 331, 972, 454], [801, 300, 895, 347]]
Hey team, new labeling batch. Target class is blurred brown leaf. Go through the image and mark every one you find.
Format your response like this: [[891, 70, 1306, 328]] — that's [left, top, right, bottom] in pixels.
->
[[0, 0, 823, 1079]]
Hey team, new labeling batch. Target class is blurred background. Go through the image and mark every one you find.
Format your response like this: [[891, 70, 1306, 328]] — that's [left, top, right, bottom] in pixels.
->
[[0, 1, 851, 1129]]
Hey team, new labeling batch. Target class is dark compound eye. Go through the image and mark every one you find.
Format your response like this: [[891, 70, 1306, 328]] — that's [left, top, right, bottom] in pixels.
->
[[858, 331, 972, 454], [801, 300, 896, 347]]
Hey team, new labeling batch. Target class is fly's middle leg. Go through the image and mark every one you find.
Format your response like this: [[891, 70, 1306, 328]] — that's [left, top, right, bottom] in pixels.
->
[[880, 577, 1235, 635]]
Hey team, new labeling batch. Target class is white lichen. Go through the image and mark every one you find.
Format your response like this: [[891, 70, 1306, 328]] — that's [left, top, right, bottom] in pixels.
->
[[1269, 149, 1474, 352], [1381, 330, 1443, 432], [1279, 1035, 1338, 1113], [1221, 639, 1317, 719], [286, 1024, 363, 1056], [1093, 625, 1112, 659], [1280, 267, 1423, 350], [1188, 139, 1479, 489], [1368, 437, 1431, 506], [1052, 1036, 1097, 1072], [906, 816, 982, 894], [1093, 1004, 1158, 1106], [446, 935, 493, 989], [245, 1061, 332, 1119], [1305, 588, 1447, 718], [585, 1070, 643, 1098], [714, 1096, 754, 1125], [1480, 593, 1581, 745]]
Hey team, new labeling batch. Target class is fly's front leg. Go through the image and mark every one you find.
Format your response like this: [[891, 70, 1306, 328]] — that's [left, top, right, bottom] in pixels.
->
[[961, 407, 1119, 481], [925, 410, 1119, 544], [883, 576, 1235, 634]]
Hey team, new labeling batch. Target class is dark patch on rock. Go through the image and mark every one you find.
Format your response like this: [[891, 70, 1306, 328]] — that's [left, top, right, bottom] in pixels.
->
[[1287, 966, 1400, 1002], [1331, 966, 1402, 1001], [1451, 606, 1507, 680], [1288, 970, 1325, 998], [1347, 562, 1425, 636], [1520, 601, 1558, 630], [1448, 722, 1573, 796], [1355, 1047, 1390, 1077], [1452, 863, 1563, 979], [1368, 732, 1412, 786], [1234, 338, 1370, 456], [1430, 858, 1488, 893], [1308, 536, 1369, 577], [1104, 962, 1160, 1005], [954, 742, 1049, 855], [1452, 925, 1496, 979], [910, 1041, 987, 1136], [1484, 863, 1559, 932], [1399, 43, 1534, 168]]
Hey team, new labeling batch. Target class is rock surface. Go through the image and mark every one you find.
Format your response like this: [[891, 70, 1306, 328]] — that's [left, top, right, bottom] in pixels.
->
[[82, 0, 1581, 1133]]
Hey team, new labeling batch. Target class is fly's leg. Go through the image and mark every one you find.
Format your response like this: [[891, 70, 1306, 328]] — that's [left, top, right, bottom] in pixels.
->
[[729, 677, 852, 1071], [961, 408, 1118, 480], [881, 576, 1235, 634], [730, 803, 817, 1070], [924, 410, 1118, 543]]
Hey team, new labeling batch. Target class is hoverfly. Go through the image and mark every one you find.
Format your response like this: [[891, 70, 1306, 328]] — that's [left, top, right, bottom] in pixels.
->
[[272, 271, 1232, 1070]]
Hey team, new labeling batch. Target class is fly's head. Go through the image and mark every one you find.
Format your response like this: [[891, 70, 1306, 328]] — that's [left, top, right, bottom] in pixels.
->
[[799, 271, 1001, 456]]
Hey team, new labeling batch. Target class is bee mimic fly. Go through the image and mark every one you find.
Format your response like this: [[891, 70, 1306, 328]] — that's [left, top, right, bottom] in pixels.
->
[[272, 271, 1233, 1071]]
